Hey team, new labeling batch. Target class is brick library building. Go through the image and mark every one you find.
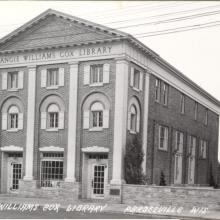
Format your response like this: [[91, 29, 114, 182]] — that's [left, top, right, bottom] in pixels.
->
[[0, 9, 219, 201]]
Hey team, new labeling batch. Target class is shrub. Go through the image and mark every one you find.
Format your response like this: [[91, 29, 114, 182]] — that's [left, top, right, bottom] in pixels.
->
[[124, 135, 147, 184]]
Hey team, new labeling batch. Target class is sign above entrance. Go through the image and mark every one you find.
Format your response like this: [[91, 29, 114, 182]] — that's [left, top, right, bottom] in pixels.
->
[[0, 44, 115, 66]]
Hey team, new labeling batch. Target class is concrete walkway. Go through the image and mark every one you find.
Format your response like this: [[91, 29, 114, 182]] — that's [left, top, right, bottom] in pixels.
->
[[0, 195, 219, 219]]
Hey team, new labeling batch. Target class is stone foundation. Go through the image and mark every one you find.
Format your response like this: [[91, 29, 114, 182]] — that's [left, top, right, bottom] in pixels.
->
[[18, 180, 79, 201], [122, 184, 220, 210], [105, 184, 122, 203]]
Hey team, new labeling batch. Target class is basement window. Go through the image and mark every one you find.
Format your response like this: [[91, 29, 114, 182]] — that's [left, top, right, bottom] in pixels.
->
[[40, 152, 64, 188]]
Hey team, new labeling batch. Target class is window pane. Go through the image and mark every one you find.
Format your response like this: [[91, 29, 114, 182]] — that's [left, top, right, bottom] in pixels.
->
[[8, 72, 18, 89], [91, 65, 103, 84], [134, 70, 140, 88], [10, 113, 18, 129], [41, 160, 63, 187], [47, 69, 58, 86], [49, 112, 58, 128]]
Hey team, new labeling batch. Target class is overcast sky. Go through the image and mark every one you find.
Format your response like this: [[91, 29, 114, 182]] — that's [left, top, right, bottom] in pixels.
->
[[0, 1, 219, 160]]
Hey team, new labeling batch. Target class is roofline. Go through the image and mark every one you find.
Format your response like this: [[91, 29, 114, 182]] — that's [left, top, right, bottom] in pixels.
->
[[0, 8, 219, 108]]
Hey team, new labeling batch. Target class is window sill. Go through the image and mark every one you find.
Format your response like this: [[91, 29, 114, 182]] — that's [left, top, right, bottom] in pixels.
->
[[132, 87, 140, 92], [89, 83, 104, 87], [7, 129, 19, 132], [89, 127, 103, 132], [7, 88, 18, 92], [46, 128, 59, 132], [129, 130, 137, 135], [46, 86, 59, 90], [158, 148, 168, 152]]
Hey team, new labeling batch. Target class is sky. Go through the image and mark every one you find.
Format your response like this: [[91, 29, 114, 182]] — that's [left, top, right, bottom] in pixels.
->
[[0, 1, 219, 160]]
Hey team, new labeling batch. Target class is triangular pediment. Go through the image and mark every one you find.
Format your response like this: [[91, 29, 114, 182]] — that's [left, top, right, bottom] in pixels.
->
[[0, 9, 128, 52]]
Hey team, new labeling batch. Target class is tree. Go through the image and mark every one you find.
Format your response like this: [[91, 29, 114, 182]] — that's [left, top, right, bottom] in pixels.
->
[[124, 135, 146, 184]]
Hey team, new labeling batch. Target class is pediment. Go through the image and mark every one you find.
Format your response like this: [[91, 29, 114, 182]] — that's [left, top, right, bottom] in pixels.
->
[[0, 9, 127, 52]]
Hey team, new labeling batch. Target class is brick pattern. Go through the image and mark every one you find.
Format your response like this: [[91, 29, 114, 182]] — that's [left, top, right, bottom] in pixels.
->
[[0, 15, 116, 51], [18, 180, 79, 201], [147, 74, 219, 186], [75, 59, 116, 184], [33, 63, 70, 180], [123, 184, 220, 210]]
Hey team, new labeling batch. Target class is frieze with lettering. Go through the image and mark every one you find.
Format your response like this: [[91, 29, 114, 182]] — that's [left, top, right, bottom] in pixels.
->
[[0, 46, 113, 65]]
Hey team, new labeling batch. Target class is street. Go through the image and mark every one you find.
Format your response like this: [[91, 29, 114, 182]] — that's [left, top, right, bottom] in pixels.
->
[[0, 208, 176, 219]]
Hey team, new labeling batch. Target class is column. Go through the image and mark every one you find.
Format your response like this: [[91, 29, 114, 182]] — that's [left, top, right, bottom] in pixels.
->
[[23, 66, 36, 180], [142, 72, 150, 174], [111, 59, 129, 185], [65, 62, 78, 182]]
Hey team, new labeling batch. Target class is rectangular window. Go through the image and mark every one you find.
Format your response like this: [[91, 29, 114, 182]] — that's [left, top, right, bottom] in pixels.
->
[[194, 102, 198, 120], [40, 153, 64, 188], [175, 131, 183, 152], [200, 140, 207, 159], [204, 109, 208, 125], [90, 65, 103, 84], [9, 113, 18, 129], [47, 68, 59, 87], [155, 78, 161, 102], [49, 112, 58, 128], [133, 69, 140, 89], [92, 111, 103, 127], [159, 125, 168, 151], [180, 94, 185, 114], [162, 83, 168, 106], [8, 72, 18, 89]]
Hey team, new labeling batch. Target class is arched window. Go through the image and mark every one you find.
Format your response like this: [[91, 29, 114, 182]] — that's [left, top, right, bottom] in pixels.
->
[[128, 97, 141, 133], [91, 102, 104, 128], [47, 104, 60, 128], [40, 95, 65, 130], [8, 105, 19, 129], [130, 105, 137, 132], [1, 97, 24, 131], [82, 93, 110, 131]]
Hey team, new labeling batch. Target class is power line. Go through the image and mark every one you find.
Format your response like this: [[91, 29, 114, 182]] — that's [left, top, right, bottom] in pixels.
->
[[0, 5, 220, 37], [1, 19, 220, 45], [113, 8, 220, 29], [103, 3, 220, 25], [0, 1, 188, 29]]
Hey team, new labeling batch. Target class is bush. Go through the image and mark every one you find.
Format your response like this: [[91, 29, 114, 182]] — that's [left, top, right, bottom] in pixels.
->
[[159, 171, 166, 186], [209, 164, 218, 188], [124, 135, 147, 184]]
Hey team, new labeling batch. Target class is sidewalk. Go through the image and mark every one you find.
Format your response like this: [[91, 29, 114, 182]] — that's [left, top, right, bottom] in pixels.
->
[[0, 195, 219, 219]]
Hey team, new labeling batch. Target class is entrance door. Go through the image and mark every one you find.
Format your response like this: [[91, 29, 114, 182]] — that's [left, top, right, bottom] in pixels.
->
[[91, 164, 106, 199], [174, 131, 183, 184], [187, 136, 196, 184], [86, 155, 108, 199], [7, 157, 23, 192]]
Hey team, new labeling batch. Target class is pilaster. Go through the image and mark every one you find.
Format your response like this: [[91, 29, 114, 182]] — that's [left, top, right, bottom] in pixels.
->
[[65, 61, 79, 182], [111, 58, 129, 185], [142, 71, 150, 174], [23, 65, 36, 180]]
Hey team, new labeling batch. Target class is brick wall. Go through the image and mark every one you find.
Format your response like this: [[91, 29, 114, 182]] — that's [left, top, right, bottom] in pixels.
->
[[33, 63, 70, 180], [75, 59, 116, 182], [147, 74, 219, 186], [122, 184, 220, 210], [0, 67, 28, 179]]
